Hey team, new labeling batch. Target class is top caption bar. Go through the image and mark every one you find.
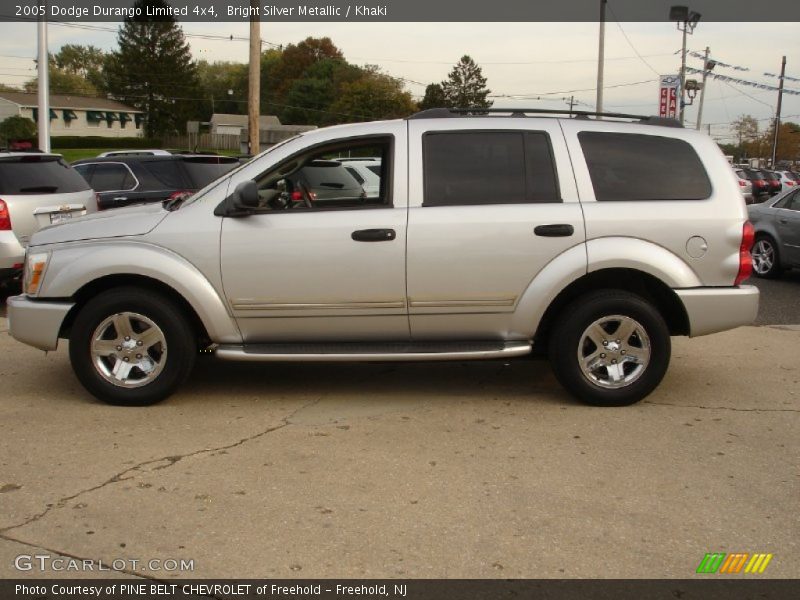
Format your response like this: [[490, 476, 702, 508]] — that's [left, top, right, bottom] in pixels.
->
[[5, 0, 800, 22]]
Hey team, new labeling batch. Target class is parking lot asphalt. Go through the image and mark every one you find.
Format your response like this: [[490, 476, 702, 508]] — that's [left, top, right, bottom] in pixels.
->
[[0, 313, 797, 579]]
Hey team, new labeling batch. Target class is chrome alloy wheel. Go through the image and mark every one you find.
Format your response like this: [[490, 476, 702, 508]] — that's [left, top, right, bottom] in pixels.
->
[[577, 315, 651, 389], [751, 239, 775, 275], [90, 312, 167, 388]]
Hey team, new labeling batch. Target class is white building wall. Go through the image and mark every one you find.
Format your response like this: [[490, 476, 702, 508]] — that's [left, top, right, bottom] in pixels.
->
[[21, 107, 144, 138], [0, 98, 21, 122]]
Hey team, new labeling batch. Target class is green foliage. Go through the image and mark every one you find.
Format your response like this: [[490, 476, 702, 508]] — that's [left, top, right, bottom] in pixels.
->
[[52, 44, 108, 91], [196, 60, 248, 116], [50, 136, 162, 149], [419, 84, 446, 110], [104, 0, 199, 137], [25, 67, 98, 96], [440, 55, 492, 109], [330, 73, 417, 123], [0, 115, 36, 142]]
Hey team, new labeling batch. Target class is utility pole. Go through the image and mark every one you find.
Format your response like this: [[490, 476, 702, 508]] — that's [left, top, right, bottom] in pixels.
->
[[771, 55, 786, 167], [678, 24, 688, 125], [247, 0, 260, 155], [596, 0, 606, 115], [695, 46, 710, 130], [36, 4, 50, 152]]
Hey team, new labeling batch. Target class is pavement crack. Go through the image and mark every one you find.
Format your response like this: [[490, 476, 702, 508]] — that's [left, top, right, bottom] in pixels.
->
[[0, 399, 320, 536], [644, 401, 800, 413]]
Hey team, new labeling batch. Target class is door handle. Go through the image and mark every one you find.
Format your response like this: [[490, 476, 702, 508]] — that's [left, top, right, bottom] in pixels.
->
[[534, 224, 574, 237], [351, 229, 396, 242], [112, 196, 128, 202]]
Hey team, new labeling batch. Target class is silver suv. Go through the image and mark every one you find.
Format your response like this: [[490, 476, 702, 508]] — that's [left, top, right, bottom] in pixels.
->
[[0, 152, 97, 286], [7, 109, 759, 407]]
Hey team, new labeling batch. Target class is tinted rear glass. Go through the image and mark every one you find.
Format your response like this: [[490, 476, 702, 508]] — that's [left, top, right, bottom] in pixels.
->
[[141, 161, 185, 188], [0, 156, 91, 194], [579, 132, 712, 201], [298, 164, 362, 190], [423, 131, 559, 206], [181, 158, 238, 188], [90, 163, 136, 191]]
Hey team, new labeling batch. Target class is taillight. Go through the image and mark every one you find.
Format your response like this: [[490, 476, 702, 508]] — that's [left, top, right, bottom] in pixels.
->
[[168, 190, 191, 200], [738, 180, 746, 187], [290, 191, 303, 202], [95, 192, 105, 211], [0, 199, 11, 230], [735, 221, 755, 285]]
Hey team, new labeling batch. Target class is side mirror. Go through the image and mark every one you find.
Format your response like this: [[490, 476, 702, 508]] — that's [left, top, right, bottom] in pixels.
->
[[231, 180, 259, 209], [214, 180, 259, 217]]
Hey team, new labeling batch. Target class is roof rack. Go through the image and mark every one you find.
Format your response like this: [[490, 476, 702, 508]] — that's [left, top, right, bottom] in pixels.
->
[[407, 108, 682, 128]]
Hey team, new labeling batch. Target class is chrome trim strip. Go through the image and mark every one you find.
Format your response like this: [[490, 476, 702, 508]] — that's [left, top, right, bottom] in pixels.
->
[[408, 298, 516, 308], [215, 342, 532, 362], [231, 300, 406, 310]]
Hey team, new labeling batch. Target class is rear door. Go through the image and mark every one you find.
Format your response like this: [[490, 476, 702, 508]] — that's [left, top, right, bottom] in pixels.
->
[[406, 120, 586, 340], [777, 191, 800, 264]]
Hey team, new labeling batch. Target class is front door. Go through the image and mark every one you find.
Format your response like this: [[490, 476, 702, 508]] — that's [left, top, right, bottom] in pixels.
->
[[220, 128, 409, 342]]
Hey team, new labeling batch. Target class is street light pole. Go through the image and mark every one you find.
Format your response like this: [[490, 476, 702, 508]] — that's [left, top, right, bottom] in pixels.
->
[[36, 4, 50, 153], [679, 25, 688, 125], [596, 0, 606, 115], [670, 6, 701, 127], [771, 55, 786, 167]]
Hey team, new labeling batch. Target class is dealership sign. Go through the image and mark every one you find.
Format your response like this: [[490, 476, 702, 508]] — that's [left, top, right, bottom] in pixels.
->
[[659, 75, 680, 119]]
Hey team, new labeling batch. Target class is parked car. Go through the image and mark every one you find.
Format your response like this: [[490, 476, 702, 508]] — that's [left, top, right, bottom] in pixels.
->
[[760, 169, 783, 196], [337, 158, 382, 198], [733, 168, 754, 204], [72, 154, 239, 210], [8, 108, 758, 407], [747, 188, 800, 278], [775, 170, 798, 189], [0, 152, 96, 286], [742, 168, 770, 201], [97, 149, 173, 158]]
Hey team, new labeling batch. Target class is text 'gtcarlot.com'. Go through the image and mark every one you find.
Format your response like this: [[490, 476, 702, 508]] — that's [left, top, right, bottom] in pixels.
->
[[14, 554, 195, 572]]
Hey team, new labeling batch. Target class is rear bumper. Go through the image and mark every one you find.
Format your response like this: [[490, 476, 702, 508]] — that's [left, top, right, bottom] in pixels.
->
[[675, 285, 759, 337], [0, 230, 24, 270], [7, 295, 74, 351]]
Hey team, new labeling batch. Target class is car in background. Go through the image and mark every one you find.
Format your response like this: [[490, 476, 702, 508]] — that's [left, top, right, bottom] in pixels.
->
[[97, 149, 173, 158], [73, 154, 239, 210], [0, 152, 97, 286], [742, 168, 770, 201], [760, 169, 783, 196], [336, 158, 382, 198], [733, 168, 754, 204], [283, 160, 367, 205], [775, 170, 798, 189], [748, 188, 800, 278]]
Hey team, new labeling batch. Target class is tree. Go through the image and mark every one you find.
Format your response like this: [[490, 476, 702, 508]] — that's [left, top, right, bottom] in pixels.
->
[[329, 70, 417, 123], [730, 114, 759, 148], [104, 0, 199, 136], [52, 44, 107, 91], [281, 59, 362, 125], [271, 37, 344, 100], [440, 55, 492, 109], [25, 67, 98, 96], [419, 84, 446, 110], [0, 115, 36, 143], [196, 60, 248, 117]]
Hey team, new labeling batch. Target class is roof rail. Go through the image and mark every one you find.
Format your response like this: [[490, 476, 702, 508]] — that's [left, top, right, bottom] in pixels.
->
[[407, 107, 683, 128]]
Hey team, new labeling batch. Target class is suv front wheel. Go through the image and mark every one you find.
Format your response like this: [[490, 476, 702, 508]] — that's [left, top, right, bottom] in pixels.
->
[[69, 287, 196, 406], [548, 290, 671, 407]]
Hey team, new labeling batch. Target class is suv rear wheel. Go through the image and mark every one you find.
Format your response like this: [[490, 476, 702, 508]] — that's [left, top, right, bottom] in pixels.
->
[[69, 287, 196, 406], [548, 290, 670, 406]]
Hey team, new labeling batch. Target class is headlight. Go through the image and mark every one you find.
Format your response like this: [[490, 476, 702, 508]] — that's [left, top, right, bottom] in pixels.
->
[[23, 251, 50, 296]]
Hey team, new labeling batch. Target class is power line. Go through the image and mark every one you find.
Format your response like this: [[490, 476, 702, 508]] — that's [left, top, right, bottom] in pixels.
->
[[606, 4, 662, 77]]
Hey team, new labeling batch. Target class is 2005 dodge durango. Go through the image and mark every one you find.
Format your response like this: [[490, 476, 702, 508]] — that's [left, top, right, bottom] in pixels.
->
[[7, 108, 759, 407]]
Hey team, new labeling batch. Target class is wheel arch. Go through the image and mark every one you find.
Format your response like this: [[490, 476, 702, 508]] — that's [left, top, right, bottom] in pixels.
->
[[533, 268, 690, 348]]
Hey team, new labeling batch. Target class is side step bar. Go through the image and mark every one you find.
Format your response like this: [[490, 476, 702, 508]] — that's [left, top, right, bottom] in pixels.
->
[[215, 341, 532, 362]]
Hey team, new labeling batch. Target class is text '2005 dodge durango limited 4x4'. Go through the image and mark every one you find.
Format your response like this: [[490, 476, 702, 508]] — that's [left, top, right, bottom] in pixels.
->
[[7, 108, 759, 407]]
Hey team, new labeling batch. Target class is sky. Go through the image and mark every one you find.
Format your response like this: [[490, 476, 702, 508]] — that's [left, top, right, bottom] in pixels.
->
[[0, 19, 798, 144]]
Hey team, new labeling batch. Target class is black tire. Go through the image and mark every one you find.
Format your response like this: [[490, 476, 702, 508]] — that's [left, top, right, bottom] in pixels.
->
[[69, 287, 196, 406], [548, 290, 671, 407], [751, 234, 782, 279]]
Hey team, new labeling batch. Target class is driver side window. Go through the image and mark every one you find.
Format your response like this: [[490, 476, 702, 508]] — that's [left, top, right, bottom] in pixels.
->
[[253, 137, 392, 212]]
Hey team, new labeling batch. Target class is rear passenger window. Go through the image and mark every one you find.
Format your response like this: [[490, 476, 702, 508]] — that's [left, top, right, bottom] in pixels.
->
[[143, 161, 185, 188], [579, 132, 712, 201], [423, 131, 559, 206], [86, 163, 135, 192]]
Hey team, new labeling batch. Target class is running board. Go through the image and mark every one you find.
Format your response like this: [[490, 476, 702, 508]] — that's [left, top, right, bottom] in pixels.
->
[[215, 341, 532, 362]]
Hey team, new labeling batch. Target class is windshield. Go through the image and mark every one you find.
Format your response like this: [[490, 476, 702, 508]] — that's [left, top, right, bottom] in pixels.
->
[[181, 135, 302, 208]]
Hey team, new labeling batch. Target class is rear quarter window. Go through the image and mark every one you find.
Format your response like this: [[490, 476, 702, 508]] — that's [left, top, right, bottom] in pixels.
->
[[0, 157, 91, 194], [578, 132, 712, 201], [181, 158, 239, 188]]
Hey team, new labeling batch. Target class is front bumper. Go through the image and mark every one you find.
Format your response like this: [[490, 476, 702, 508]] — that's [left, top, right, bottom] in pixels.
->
[[7, 295, 74, 351], [675, 285, 759, 337]]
